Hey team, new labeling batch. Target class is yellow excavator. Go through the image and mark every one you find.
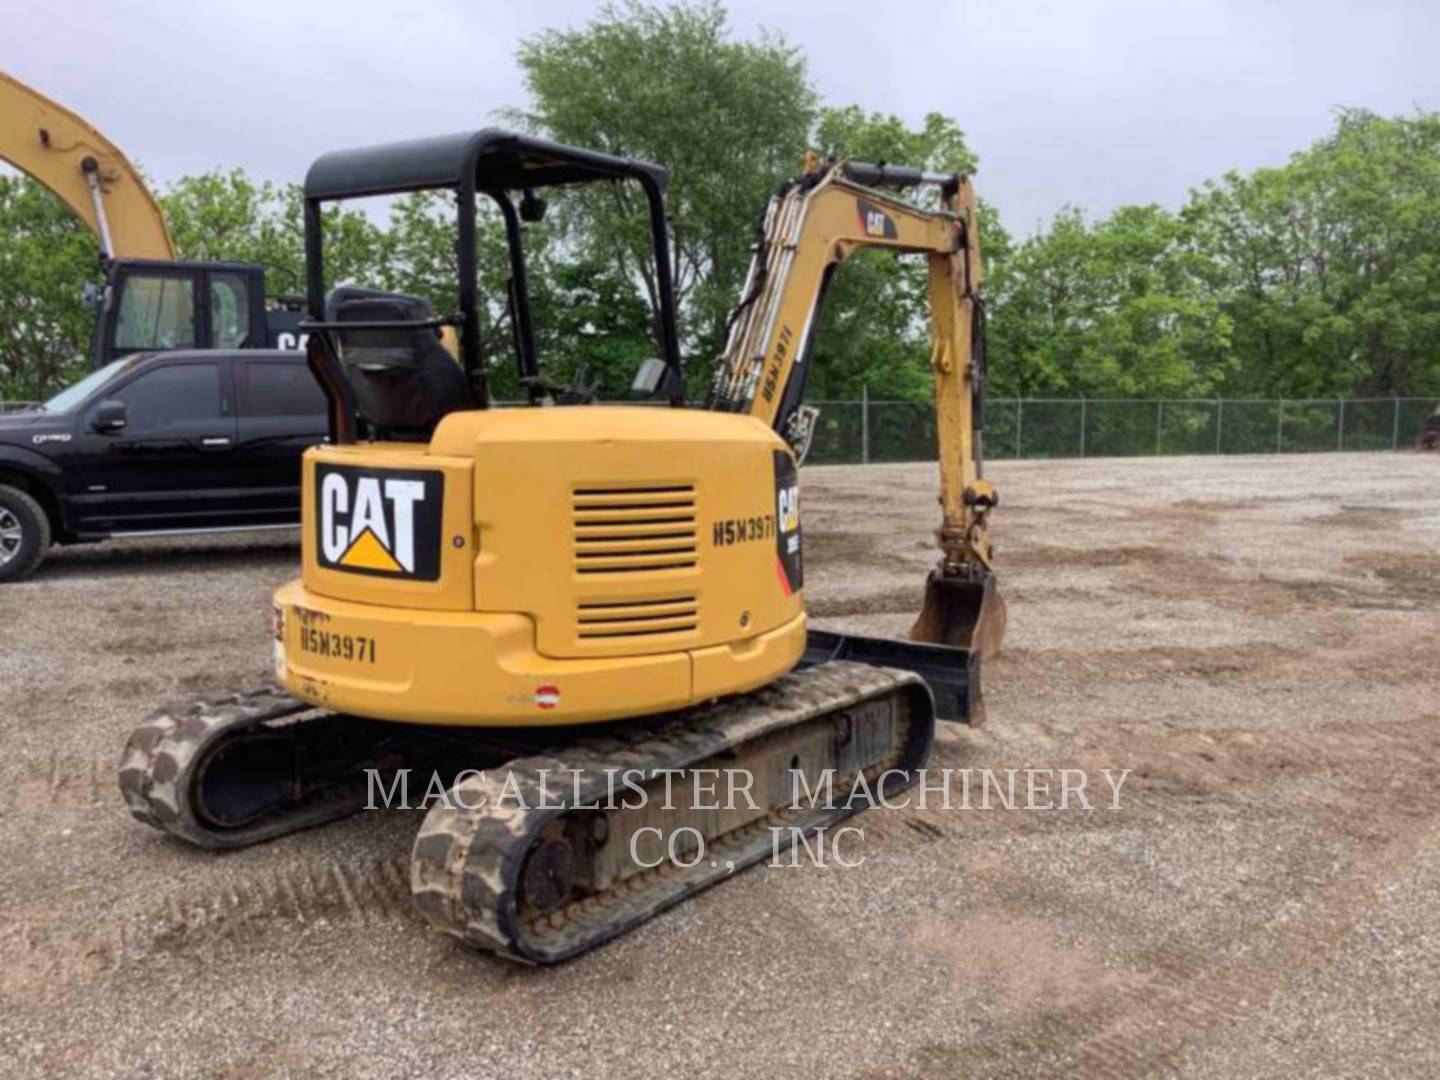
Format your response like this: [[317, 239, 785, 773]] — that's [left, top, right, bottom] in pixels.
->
[[118, 130, 1006, 964], [1, 71, 304, 366]]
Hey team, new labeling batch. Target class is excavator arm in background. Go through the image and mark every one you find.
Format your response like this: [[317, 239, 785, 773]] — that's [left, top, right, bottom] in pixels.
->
[[709, 159, 1007, 662], [0, 70, 175, 261], [0, 71, 304, 369]]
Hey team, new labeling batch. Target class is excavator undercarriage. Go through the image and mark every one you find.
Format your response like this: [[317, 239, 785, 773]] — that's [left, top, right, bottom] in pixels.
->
[[120, 662, 936, 962]]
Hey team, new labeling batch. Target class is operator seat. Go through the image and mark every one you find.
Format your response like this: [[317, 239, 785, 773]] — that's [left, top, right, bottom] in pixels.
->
[[326, 285, 471, 439]]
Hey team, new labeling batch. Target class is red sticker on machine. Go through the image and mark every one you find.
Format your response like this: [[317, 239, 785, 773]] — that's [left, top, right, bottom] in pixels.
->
[[534, 685, 561, 710]]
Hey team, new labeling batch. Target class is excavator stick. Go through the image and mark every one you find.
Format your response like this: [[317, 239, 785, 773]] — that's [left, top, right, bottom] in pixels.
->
[[709, 159, 1009, 727]]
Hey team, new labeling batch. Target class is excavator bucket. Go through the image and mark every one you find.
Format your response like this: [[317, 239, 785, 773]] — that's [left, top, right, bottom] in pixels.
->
[[911, 569, 1008, 663], [798, 571, 1006, 729]]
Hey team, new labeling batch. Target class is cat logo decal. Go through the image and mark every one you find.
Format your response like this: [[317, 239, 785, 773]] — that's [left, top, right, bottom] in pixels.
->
[[316, 464, 444, 580]]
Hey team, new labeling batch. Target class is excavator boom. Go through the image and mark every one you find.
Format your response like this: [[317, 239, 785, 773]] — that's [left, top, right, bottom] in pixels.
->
[[711, 161, 1006, 664], [0, 70, 175, 261]]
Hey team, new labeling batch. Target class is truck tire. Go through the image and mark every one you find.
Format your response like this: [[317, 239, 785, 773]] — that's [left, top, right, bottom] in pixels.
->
[[0, 485, 51, 582]]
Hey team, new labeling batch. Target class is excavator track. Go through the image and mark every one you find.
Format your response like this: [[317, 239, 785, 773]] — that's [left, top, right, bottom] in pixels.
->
[[119, 683, 434, 849], [410, 661, 935, 964], [119, 662, 935, 963]]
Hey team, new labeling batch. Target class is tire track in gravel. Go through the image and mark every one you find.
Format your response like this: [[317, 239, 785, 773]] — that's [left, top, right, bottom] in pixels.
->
[[1, 853, 424, 1001], [1065, 806, 1440, 1079], [1039, 715, 1440, 1078], [870, 714, 1440, 1078], [5, 752, 117, 812]]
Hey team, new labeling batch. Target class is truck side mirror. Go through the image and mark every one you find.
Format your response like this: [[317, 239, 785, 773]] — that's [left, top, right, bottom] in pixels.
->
[[92, 399, 128, 433]]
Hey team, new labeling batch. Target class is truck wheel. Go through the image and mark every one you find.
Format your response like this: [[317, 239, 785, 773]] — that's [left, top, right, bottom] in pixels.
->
[[0, 485, 51, 582]]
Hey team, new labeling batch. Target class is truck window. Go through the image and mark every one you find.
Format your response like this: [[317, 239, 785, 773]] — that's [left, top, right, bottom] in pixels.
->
[[114, 276, 197, 350], [210, 273, 253, 349], [236, 361, 326, 418], [113, 363, 222, 433]]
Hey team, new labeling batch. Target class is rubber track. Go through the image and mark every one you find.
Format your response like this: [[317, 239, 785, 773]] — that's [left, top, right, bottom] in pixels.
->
[[410, 661, 935, 964], [117, 682, 362, 849]]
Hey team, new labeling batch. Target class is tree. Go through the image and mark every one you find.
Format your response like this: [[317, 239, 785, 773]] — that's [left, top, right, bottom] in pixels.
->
[[162, 172, 387, 300], [814, 108, 976, 177], [160, 170, 301, 288], [515, 0, 816, 387], [988, 203, 1232, 399], [533, 255, 658, 397], [1185, 109, 1440, 398], [0, 176, 101, 401]]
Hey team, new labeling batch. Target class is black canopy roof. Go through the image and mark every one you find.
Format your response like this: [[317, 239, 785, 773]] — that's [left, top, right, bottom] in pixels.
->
[[304, 128, 668, 201]]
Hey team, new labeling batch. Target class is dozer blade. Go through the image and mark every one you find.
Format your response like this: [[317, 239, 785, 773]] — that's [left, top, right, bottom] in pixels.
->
[[910, 568, 1008, 663], [800, 629, 983, 726]]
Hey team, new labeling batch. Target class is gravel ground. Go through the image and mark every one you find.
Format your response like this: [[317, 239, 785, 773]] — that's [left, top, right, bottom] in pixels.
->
[[1, 451, 1437, 1078]]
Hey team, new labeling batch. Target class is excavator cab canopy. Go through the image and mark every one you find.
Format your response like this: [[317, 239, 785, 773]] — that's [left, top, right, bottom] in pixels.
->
[[300, 129, 685, 442]]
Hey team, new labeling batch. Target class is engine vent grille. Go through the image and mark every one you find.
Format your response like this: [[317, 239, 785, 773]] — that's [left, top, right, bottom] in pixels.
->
[[571, 484, 700, 642], [576, 594, 699, 639], [572, 484, 698, 576]]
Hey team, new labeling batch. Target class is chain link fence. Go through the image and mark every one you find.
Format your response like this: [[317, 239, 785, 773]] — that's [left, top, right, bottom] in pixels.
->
[[804, 395, 1438, 464], [3, 389, 1434, 457]]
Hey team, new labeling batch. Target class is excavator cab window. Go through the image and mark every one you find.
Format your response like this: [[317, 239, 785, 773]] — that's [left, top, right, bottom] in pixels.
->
[[113, 273, 198, 352], [93, 261, 270, 368], [208, 272, 253, 349]]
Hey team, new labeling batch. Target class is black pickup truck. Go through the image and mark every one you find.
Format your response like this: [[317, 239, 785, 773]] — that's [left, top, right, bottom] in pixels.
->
[[0, 350, 326, 581]]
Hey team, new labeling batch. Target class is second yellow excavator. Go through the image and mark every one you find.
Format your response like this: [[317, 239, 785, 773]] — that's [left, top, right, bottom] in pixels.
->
[[119, 130, 1006, 964], [1, 71, 305, 367]]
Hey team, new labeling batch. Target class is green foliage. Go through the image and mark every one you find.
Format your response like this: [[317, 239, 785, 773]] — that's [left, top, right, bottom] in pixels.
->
[[0, 175, 101, 400], [815, 108, 977, 176], [987, 108, 1440, 402], [1184, 109, 1440, 398], [162, 173, 388, 299], [534, 257, 657, 395], [515, 0, 816, 386], [160, 171, 300, 286], [987, 204, 1233, 398]]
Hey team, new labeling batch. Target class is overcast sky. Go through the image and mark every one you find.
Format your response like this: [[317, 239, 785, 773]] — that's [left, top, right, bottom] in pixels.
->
[[6, 0, 1437, 233]]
